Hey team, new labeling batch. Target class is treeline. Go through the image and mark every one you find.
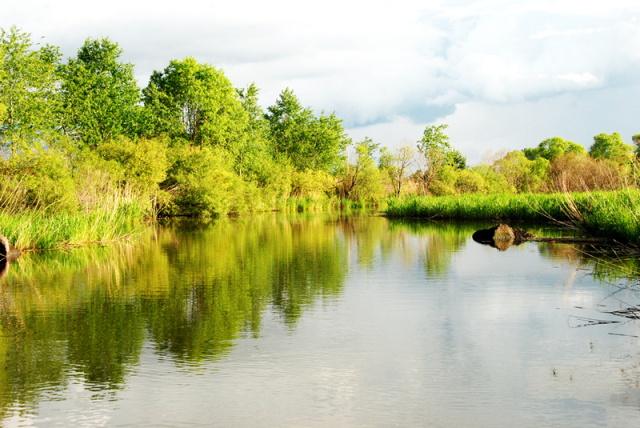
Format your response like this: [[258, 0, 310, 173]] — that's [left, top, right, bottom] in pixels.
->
[[2, 26, 639, 220]]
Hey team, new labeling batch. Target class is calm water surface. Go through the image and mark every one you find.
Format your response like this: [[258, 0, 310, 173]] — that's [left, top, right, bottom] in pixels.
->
[[1, 214, 640, 427]]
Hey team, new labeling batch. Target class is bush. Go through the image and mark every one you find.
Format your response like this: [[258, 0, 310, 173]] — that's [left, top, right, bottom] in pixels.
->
[[161, 145, 247, 217], [290, 170, 334, 199], [550, 153, 627, 192], [455, 169, 487, 194], [1, 151, 77, 214]]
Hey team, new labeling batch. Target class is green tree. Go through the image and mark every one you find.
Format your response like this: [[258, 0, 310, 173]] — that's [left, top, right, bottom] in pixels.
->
[[492, 151, 549, 192], [632, 134, 640, 158], [143, 57, 248, 152], [0, 27, 62, 153], [235, 83, 274, 181], [589, 132, 634, 164], [58, 38, 140, 149], [379, 144, 415, 197], [416, 124, 466, 194], [524, 137, 586, 161], [265, 88, 350, 172], [336, 137, 384, 202]]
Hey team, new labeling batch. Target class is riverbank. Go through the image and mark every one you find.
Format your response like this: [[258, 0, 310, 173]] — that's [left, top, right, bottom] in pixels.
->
[[384, 190, 640, 244], [0, 202, 146, 251]]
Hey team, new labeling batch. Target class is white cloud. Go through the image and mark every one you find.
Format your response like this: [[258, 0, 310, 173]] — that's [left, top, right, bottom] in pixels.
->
[[3, 0, 640, 158]]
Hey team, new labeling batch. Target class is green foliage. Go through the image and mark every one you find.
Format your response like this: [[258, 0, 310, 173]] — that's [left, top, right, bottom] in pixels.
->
[[265, 88, 350, 173], [58, 38, 140, 149], [379, 145, 415, 197], [96, 137, 169, 196], [589, 132, 634, 164], [492, 151, 549, 192], [234, 83, 275, 182], [524, 137, 585, 161], [631, 134, 640, 158], [161, 145, 247, 217], [455, 169, 488, 194], [143, 57, 248, 150], [336, 137, 384, 203], [290, 170, 334, 199], [1, 150, 77, 214], [0, 26, 62, 153], [416, 124, 467, 194]]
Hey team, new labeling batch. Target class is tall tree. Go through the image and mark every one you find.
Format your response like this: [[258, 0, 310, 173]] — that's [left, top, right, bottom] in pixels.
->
[[235, 83, 273, 181], [143, 57, 248, 151], [416, 124, 466, 194], [0, 26, 62, 153], [337, 137, 384, 201], [524, 137, 585, 161], [589, 132, 634, 164], [265, 88, 350, 172], [379, 143, 415, 197], [58, 38, 140, 149]]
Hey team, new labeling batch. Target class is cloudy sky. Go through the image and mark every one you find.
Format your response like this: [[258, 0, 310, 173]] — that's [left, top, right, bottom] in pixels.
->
[[4, 0, 640, 163]]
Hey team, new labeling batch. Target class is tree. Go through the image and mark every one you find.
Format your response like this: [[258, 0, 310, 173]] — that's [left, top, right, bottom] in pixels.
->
[[235, 83, 273, 181], [524, 137, 585, 161], [379, 143, 415, 197], [492, 151, 549, 193], [336, 137, 384, 202], [589, 132, 634, 164], [143, 57, 248, 152], [416, 124, 466, 194], [265, 88, 350, 172], [632, 134, 640, 158], [58, 38, 140, 149], [0, 26, 62, 153]]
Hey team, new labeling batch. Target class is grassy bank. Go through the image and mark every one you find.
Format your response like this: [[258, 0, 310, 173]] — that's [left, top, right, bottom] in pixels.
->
[[1, 201, 147, 251], [385, 190, 640, 244]]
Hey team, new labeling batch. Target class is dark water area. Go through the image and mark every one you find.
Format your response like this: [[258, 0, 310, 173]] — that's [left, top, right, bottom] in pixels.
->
[[1, 213, 640, 427]]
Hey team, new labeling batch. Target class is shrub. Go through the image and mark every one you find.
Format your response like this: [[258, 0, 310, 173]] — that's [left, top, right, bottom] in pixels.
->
[[161, 145, 247, 217], [1, 151, 77, 214]]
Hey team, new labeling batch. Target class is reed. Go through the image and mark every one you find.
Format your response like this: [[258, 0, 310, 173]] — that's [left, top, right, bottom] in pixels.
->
[[0, 177, 148, 251], [384, 190, 640, 244]]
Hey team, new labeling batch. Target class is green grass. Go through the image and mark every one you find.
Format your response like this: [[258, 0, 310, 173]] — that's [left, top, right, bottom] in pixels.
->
[[385, 190, 640, 244], [0, 200, 147, 251]]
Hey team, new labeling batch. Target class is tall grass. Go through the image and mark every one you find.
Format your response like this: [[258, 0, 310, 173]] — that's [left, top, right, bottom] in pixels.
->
[[385, 190, 640, 244], [0, 173, 148, 251]]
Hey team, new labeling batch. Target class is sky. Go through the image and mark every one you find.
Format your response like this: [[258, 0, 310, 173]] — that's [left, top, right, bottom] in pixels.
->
[[3, 0, 640, 164]]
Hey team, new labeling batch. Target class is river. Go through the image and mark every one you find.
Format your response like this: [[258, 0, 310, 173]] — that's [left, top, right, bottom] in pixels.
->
[[0, 213, 639, 427]]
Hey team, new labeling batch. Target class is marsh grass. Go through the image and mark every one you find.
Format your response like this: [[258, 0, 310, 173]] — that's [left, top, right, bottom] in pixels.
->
[[0, 175, 147, 251], [385, 190, 640, 244]]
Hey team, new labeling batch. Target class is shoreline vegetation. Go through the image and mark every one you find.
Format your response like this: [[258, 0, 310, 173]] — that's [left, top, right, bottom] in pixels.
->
[[2, 27, 640, 252]]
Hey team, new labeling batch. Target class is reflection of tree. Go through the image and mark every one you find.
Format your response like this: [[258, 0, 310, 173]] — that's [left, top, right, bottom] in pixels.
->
[[0, 214, 353, 417], [66, 294, 145, 387], [388, 220, 477, 279], [537, 241, 640, 282]]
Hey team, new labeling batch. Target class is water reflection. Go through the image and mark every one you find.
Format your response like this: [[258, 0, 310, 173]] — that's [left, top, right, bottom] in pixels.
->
[[0, 215, 638, 425]]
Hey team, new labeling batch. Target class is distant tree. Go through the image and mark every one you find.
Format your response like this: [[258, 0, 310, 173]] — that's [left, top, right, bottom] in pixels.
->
[[632, 134, 640, 158], [0, 26, 62, 153], [336, 137, 384, 202], [589, 132, 634, 164], [265, 88, 350, 173], [379, 143, 415, 197], [58, 38, 140, 149], [524, 137, 585, 161], [143, 57, 248, 152], [492, 151, 549, 193], [416, 124, 466, 194]]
